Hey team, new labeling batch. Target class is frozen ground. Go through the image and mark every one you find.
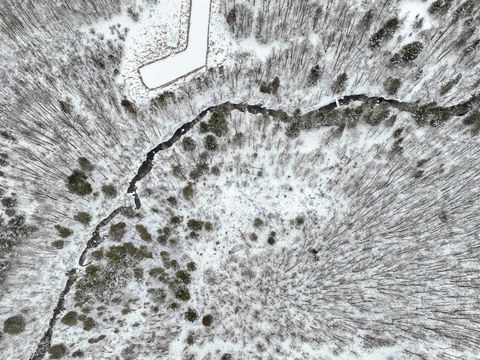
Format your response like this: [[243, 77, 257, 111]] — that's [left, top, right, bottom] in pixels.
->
[[0, 0, 479, 359], [139, 0, 212, 89]]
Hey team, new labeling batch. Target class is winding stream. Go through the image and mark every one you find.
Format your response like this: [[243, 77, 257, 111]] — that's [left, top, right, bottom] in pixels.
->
[[30, 93, 478, 359]]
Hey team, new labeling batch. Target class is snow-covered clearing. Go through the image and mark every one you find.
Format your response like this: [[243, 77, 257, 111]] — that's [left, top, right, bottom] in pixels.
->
[[139, 0, 212, 89]]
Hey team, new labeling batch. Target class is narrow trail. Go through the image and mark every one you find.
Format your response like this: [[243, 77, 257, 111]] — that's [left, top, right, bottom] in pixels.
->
[[30, 93, 478, 359]]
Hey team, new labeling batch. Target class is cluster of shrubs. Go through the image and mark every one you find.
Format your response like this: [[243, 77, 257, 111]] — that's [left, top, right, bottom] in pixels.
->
[[67, 158, 119, 199], [200, 111, 229, 137], [60, 310, 95, 331], [148, 256, 197, 304], [184, 308, 213, 327], [104, 242, 153, 267]]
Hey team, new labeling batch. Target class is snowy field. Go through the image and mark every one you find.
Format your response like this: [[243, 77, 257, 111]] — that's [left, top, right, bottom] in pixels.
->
[[139, 0, 212, 89]]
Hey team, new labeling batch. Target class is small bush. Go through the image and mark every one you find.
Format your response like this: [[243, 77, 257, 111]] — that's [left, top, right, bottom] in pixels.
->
[[82, 317, 95, 331], [384, 77, 402, 96], [331, 73, 348, 94], [186, 332, 196, 345], [369, 17, 400, 49], [1, 197, 16, 208], [176, 270, 191, 285], [253, 218, 264, 228], [54, 225, 73, 238], [163, 227, 172, 236], [221, 354, 233, 360], [307, 65, 321, 86], [74, 212, 91, 226], [101, 184, 118, 198], [204, 222, 213, 231], [175, 287, 191, 301], [61, 311, 78, 326], [429, 0, 453, 15], [199, 121, 210, 133], [249, 232, 258, 241], [133, 267, 144, 280], [211, 165, 221, 176], [286, 120, 301, 138], [202, 314, 213, 327], [439, 76, 461, 95], [187, 219, 204, 231], [170, 260, 180, 270], [166, 196, 177, 206], [226, 7, 236, 27], [189, 162, 209, 180], [170, 215, 182, 225], [267, 232, 276, 245], [78, 157, 94, 172], [157, 234, 168, 245], [182, 137, 197, 152], [463, 111, 480, 126], [3, 314, 26, 334], [5, 208, 15, 217], [207, 111, 229, 137], [232, 132, 245, 146], [105, 243, 153, 267], [109, 222, 126, 241], [185, 308, 198, 322], [183, 184, 195, 200], [261, 77, 280, 94], [71, 350, 85, 358], [391, 42, 424, 64], [48, 344, 68, 359], [204, 134, 218, 151], [121, 207, 140, 218], [0, 152, 8, 167], [67, 170, 92, 196], [135, 224, 152, 242], [187, 262, 197, 271], [52, 240, 65, 249], [91, 250, 103, 260], [295, 215, 305, 226], [454, 0, 475, 20]]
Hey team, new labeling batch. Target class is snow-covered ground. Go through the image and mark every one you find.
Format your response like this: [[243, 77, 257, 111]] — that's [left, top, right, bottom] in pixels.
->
[[139, 0, 212, 89], [0, 0, 479, 359]]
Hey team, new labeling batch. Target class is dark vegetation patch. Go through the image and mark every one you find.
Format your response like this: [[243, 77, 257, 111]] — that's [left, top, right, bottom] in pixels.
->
[[3, 314, 26, 334], [67, 170, 92, 196], [74, 212, 91, 225]]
